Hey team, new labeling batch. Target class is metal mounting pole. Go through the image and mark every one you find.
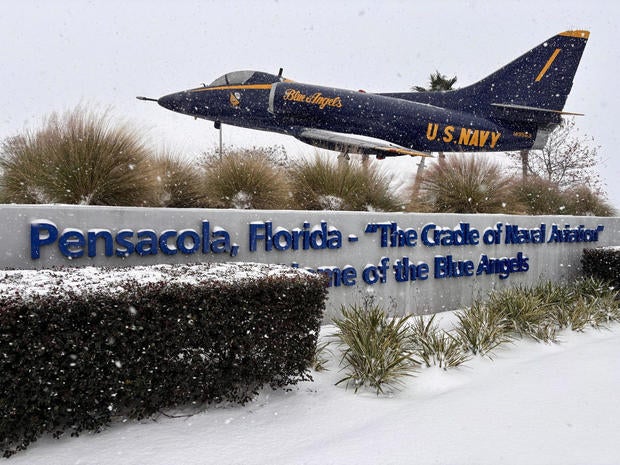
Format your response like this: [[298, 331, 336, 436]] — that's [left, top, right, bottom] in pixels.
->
[[219, 125, 223, 159]]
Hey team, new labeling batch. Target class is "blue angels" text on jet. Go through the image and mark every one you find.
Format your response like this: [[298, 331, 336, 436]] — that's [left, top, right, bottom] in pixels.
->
[[138, 30, 589, 160]]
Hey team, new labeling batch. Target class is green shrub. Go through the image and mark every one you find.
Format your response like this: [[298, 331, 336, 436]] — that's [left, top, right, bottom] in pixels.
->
[[289, 153, 402, 211], [410, 155, 516, 213], [201, 148, 290, 209], [332, 302, 415, 394], [0, 264, 327, 457], [408, 315, 471, 369], [0, 106, 156, 206], [453, 301, 513, 357], [150, 151, 207, 207], [582, 248, 620, 290]]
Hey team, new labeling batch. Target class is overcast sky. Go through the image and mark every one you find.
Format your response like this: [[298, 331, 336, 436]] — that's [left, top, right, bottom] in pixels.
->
[[2, 0, 619, 207]]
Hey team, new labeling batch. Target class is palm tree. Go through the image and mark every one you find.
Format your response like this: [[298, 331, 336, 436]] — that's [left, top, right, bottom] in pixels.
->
[[412, 71, 457, 93]]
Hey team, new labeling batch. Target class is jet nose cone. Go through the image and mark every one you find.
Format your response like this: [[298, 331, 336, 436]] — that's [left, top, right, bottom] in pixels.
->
[[158, 91, 192, 113]]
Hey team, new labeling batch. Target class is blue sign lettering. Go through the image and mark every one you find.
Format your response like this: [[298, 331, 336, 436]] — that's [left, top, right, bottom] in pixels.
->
[[476, 252, 529, 280], [364, 222, 417, 247], [434, 255, 475, 279], [421, 223, 480, 247], [392, 257, 429, 282], [547, 224, 604, 243], [249, 221, 342, 252], [504, 224, 546, 244], [30, 220, 238, 259]]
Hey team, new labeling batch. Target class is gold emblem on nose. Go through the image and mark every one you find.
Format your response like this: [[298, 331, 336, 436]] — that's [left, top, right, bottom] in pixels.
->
[[229, 92, 240, 107]]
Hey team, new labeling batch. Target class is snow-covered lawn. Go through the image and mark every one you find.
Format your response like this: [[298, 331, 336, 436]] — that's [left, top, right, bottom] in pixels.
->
[[9, 319, 620, 465]]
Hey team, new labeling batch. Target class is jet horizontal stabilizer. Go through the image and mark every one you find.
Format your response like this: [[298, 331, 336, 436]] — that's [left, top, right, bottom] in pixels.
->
[[491, 103, 584, 124]]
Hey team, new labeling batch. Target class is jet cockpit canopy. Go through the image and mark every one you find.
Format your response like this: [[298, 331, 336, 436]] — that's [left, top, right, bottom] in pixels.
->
[[208, 70, 284, 87]]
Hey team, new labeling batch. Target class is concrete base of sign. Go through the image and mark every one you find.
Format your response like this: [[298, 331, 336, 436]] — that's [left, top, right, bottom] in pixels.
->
[[2, 205, 618, 321]]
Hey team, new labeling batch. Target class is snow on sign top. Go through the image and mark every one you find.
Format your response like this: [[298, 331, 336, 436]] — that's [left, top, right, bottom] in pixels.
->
[[0, 262, 310, 301]]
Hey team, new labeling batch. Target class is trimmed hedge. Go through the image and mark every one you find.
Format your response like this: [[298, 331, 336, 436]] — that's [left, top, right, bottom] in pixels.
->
[[0, 264, 327, 457], [582, 247, 620, 289]]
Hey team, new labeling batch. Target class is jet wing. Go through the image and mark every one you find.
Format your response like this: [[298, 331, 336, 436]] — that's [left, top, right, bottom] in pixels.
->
[[294, 129, 433, 159]]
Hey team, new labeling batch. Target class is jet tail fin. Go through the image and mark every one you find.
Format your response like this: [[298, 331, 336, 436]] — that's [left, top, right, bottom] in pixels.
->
[[385, 31, 589, 126], [478, 30, 590, 124]]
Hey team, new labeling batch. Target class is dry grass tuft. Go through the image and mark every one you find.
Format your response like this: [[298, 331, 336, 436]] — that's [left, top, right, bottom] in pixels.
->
[[0, 106, 156, 206], [290, 153, 402, 211], [201, 148, 290, 209], [410, 155, 516, 213]]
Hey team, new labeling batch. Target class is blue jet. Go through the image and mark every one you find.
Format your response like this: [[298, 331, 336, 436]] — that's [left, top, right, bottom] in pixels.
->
[[138, 30, 589, 159]]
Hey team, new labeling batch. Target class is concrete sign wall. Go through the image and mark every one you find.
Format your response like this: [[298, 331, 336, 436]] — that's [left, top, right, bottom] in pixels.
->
[[1, 204, 619, 320]]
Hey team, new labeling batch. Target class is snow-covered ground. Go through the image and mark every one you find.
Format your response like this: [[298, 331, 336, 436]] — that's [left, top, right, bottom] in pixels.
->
[[9, 319, 620, 465]]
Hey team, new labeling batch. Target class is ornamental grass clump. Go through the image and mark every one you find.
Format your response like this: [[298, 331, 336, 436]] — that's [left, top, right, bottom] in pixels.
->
[[330, 277, 619, 399], [548, 278, 620, 330], [150, 151, 207, 208], [591, 293, 620, 325], [332, 302, 416, 394], [532, 280, 575, 308], [529, 280, 577, 331], [411, 154, 516, 213], [453, 301, 513, 358], [562, 184, 616, 217], [471, 280, 619, 346], [408, 315, 471, 369], [556, 297, 605, 332], [510, 177, 565, 215], [531, 280, 582, 331], [578, 277, 620, 323], [0, 106, 156, 206], [201, 148, 290, 209], [289, 153, 402, 211], [311, 340, 332, 372], [487, 286, 558, 343], [573, 276, 617, 301]]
